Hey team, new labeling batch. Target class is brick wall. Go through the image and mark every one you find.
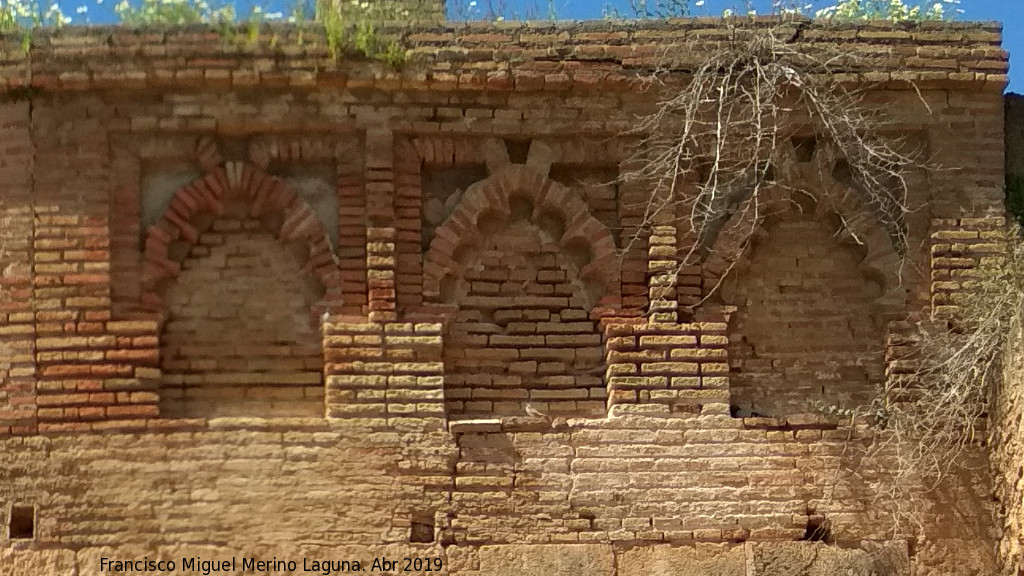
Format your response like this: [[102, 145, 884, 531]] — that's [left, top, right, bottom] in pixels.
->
[[993, 95, 1024, 576], [159, 212, 324, 418], [0, 18, 1011, 576], [0, 102, 34, 437], [723, 204, 889, 418]]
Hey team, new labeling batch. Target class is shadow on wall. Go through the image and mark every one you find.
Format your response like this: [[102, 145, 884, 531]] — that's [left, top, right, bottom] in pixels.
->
[[1006, 94, 1024, 226]]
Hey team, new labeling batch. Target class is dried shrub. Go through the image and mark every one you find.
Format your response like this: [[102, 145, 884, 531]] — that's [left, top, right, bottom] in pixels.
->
[[622, 23, 923, 307]]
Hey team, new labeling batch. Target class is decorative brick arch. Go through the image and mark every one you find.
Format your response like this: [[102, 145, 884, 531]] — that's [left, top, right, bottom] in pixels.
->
[[701, 142, 905, 309], [422, 140, 621, 310], [140, 157, 343, 317]]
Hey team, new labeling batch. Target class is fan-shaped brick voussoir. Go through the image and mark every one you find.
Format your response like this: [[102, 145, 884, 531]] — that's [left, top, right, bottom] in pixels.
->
[[423, 163, 621, 298], [815, 182, 904, 305], [702, 182, 904, 307], [701, 185, 787, 287], [140, 161, 342, 313]]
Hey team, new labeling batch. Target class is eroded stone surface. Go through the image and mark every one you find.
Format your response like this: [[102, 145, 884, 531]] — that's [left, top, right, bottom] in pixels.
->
[[477, 545, 613, 576], [618, 543, 745, 576]]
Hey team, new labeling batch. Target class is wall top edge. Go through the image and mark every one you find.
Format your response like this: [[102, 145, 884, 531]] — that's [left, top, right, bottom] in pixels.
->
[[0, 18, 1007, 94], [0, 16, 1006, 36]]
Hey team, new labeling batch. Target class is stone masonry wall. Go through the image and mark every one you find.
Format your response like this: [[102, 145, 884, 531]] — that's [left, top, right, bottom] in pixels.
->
[[993, 94, 1024, 576], [0, 18, 1010, 576]]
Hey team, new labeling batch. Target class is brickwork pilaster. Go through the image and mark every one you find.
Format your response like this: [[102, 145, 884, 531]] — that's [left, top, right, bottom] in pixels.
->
[[0, 102, 36, 435], [647, 225, 678, 324], [323, 319, 444, 429], [930, 215, 1007, 320]]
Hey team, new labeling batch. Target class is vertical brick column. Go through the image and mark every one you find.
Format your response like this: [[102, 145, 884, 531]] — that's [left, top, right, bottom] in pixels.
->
[[337, 139, 367, 316], [393, 137, 423, 314], [0, 102, 36, 435], [366, 129, 397, 323], [930, 216, 1006, 320], [381, 322, 445, 431], [884, 318, 922, 383], [108, 146, 142, 320], [673, 181, 704, 311], [616, 157, 649, 315], [324, 320, 389, 421], [647, 224, 678, 323], [367, 228, 398, 323]]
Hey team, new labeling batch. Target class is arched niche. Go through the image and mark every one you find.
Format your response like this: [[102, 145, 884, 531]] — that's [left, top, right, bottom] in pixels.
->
[[142, 160, 342, 418], [422, 144, 621, 418], [703, 185, 904, 418]]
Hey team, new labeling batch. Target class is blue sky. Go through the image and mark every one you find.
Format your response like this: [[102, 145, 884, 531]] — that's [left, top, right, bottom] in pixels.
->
[[67, 0, 1022, 93]]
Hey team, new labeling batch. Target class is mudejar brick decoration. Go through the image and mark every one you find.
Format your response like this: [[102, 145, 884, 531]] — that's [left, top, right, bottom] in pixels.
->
[[0, 15, 1015, 576]]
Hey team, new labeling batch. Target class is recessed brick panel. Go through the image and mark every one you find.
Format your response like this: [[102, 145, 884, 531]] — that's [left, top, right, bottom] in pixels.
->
[[442, 219, 606, 417], [722, 208, 887, 417], [160, 210, 324, 418]]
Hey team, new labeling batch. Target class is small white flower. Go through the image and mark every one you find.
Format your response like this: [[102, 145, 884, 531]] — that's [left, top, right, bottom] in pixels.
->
[[76, 4, 87, 13]]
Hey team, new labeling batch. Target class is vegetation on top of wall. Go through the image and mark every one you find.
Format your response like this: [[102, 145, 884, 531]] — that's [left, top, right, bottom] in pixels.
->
[[0, 0, 966, 49], [315, 0, 411, 65], [449, 0, 961, 21], [812, 0, 960, 20], [0, 0, 68, 31], [114, 0, 235, 25]]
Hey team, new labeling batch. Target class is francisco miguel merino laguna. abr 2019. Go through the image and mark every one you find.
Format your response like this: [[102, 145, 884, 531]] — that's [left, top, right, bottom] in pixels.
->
[[98, 555, 441, 574]]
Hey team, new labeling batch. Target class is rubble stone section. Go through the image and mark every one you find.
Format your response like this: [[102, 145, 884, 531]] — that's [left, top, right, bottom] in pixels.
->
[[0, 18, 1011, 576]]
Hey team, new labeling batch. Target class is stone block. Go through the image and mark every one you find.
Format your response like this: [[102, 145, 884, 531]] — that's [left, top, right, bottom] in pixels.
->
[[617, 544, 744, 576], [477, 544, 613, 576]]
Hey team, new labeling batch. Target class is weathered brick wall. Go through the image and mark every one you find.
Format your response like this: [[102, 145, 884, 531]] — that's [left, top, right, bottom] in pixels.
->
[[0, 102, 33, 436], [996, 322, 1024, 576], [722, 204, 889, 418], [159, 213, 325, 418], [993, 95, 1024, 576], [0, 18, 1010, 576]]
